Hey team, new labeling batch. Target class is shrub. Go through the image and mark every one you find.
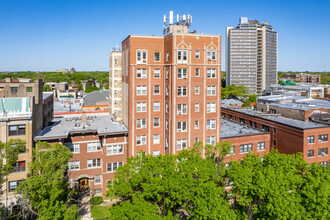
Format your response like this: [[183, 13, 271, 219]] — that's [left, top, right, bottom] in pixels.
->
[[90, 196, 103, 205]]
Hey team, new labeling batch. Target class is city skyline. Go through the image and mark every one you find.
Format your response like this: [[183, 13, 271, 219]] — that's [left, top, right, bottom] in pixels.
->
[[1, 0, 330, 71]]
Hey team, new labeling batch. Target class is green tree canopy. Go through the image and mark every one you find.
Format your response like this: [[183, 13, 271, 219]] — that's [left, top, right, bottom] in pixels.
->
[[221, 84, 248, 99], [0, 139, 26, 214], [16, 142, 78, 220], [42, 84, 51, 91], [85, 85, 100, 93], [106, 143, 236, 219], [226, 151, 330, 219]]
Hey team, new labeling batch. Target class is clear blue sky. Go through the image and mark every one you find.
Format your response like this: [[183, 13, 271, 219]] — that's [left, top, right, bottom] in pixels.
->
[[1, 0, 330, 72]]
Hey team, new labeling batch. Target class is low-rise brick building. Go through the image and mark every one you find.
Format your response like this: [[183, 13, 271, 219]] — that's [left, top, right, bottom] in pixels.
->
[[34, 114, 128, 196], [221, 106, 330, 165], [220, 119, 270, 163]]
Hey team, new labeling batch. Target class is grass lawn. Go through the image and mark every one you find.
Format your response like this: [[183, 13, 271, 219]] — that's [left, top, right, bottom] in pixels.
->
[[91, 205, 111, 220]]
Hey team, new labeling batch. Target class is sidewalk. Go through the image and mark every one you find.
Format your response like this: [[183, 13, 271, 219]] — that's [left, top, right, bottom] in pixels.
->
[[78, 194, 91, 220]]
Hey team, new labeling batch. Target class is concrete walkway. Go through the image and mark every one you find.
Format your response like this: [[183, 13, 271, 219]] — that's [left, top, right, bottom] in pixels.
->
[[78, 194, 91, 220]]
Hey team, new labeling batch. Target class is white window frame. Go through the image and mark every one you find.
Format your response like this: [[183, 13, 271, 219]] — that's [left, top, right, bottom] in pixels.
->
[[207, 103, 216, 113], [178, 68, 187, 79], [207, 50, 216, 60], [207, 69, 216, 78], [154, 52, 160, 62], [154, 101, 160, 111], [153, 118, 160, 127], [137, 85, 147, 96], [177, 49, 188, 64], [195, 120, 199, 129], [94, 175, 101, 184], [68, 161, 80, 170], [137, 69, 147, 78], [136, 102, 147, 112], [177, 139, 187, 151], [137, 50, 147, 64], [240, 144, 252, 153], [206, 119, 216, 130], [206, 136, 216, 145], [65, 143, 80, 153], [136, 135, 147, 146], [177, 121, 187, 132], [87, 159, 101, 168], [207, 86, 216, 96], [195, 86, 200, 95], [177, 86, 187, 96], [153, 134, 160, 144], [107, 161, 123, 172], [195, 68, 200, 77], [257, 142, 265, 151], [195, 103, 199, 112], [87, 142, 101, 152], [154, 85, 160, 95], [195, 50, 200, 59], [136, 118, 147, 129], [154, 69, 160, 78], [177, 104, 187, 115], [106, 144, 124, 155]]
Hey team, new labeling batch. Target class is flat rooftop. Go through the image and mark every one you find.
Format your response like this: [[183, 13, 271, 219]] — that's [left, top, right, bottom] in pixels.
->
[[221, 119, 267, 139], [54, 98, 82, 113], [222, 106, 329, 130], [34, 115, 128, 140]]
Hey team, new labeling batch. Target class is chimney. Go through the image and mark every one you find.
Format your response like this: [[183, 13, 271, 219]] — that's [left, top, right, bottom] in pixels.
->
[[82, 112, 87, 122]]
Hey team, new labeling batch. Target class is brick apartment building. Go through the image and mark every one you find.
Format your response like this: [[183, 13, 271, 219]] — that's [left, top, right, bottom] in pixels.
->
[[34, 114, 128, 196], [282, 73, 321, 84], [221, 106, 329, 164], [122, 11, 221, 157], [0, 78, 54, 210]]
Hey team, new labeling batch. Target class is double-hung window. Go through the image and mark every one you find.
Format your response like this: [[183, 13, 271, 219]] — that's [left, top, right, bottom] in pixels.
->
[[195, 51, 200, 59], [136, 135, 147, 145], [65, 143, 80, 153], [137, 85, 147, 95], [195, 103, 199, 112], [178, 68, 187, 79], [257, 142, 265, 151], [207, 50, 216, 60], [195, 86, 200, 94], [207, 103, 216, 113], [207, 69, 216, 78], [207, 86, 216, 96], [107, 144, 123, 155], [206, 136, 216, 145], [154, 52, 160, 62], [318, 148, 328, 156], [154, 85, 160, 95], [206, 119, 216, 130], [136, 102, 147, 112], [177, 121, 187, 132], [136, 118, 147, 129], [95, 175, 101, 184], [177, 86, 187, 96], [154, 69, 160, 78], [177, 139, 187, 150], [87, 142, 101, 152], [318, 134, 328, 142], [9, 125, 26, 136], [308, 136, 314, 144], [240, 144, 252, 153], [177, 49, 188, 63], [137, 69, 147, 78], [107, 162, 123, 172], [137, 50, 147, 64], [177, 104, 187, 115], [153, 134, 160, 144], [153, 118, 160, 127], [87, 159, 101, 168], [68, 161, 80, 170], [154, 102, 160, 111]]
